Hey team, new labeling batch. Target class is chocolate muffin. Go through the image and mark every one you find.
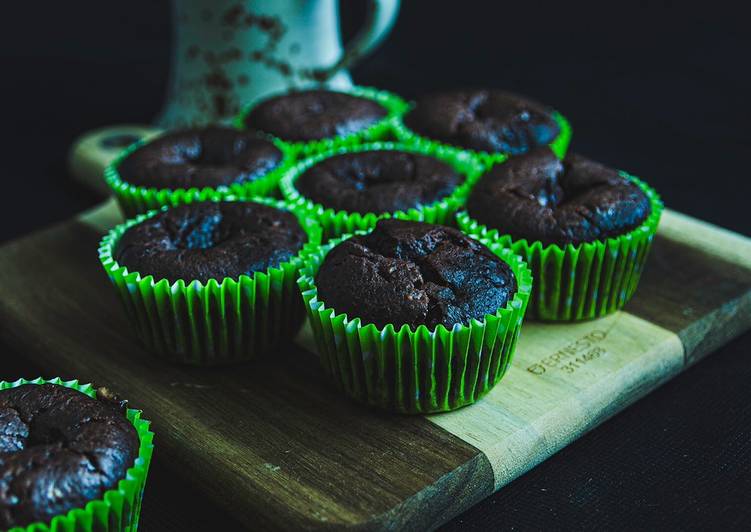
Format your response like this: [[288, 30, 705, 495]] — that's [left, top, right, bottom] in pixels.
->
[[466, 147, 652, 247], [315, 219, 517, 329], [117, 126, 283, 189], [243, 89, 388, 142], [403, 89, 560, 155], [115, 201, 308, 283], [0, 384, 139, 529], [294, 150, 464, 214]]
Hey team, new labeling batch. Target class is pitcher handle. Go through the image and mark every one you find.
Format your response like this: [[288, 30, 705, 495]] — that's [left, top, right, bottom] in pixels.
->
[[306, 0, 401, 82]]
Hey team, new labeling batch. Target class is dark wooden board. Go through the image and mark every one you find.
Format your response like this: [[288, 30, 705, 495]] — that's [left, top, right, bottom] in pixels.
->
[[0, 204, 749, 530]]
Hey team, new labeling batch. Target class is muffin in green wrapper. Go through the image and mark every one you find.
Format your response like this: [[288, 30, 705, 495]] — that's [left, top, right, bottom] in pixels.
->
[[392, 89, 572, 168], [298, 219, 532, 414], [99, 197, 322, 365], [235, 86, 408, 157], [0, 377, 154, 532], [457, 148, 663, 321], [280, 141, 484, 240], [105, 126, 297, 217]]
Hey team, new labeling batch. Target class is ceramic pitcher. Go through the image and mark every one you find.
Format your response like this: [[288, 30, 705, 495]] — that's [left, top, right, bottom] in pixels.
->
[[159, 0, 401, 126]]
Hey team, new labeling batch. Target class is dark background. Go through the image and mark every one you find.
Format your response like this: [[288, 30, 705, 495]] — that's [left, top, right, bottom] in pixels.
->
[[1, 1, 749, 530]]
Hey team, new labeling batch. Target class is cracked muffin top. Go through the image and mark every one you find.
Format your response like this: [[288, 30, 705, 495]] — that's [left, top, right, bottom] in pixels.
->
[[115, 201, 308, 283], [403, 89, 560, 155], [242, 89, 388, 142], [466, 147, 651, 246], [117, 126, 283, 190], [314, 219, 517, 329], [294, 150, 464, 214], [0, 384, 139, 529]]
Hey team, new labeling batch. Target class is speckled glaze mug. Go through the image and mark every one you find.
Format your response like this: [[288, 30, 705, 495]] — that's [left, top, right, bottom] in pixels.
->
[[158, 0, 401, 127]]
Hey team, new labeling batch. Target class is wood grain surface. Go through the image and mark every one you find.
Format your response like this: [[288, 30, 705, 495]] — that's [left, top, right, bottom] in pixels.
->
[[0, 202, 749, 530]]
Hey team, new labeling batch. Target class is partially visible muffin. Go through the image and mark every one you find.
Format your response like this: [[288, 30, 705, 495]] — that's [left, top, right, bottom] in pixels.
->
[[294, 150, 464, 214], [243, 89, 388, 142], [315, 219, 517, 329], [117, 126, 283, 190], [466, 147, 652, 246], [403, 89, 560, 155], [0, 384, 140, 529]]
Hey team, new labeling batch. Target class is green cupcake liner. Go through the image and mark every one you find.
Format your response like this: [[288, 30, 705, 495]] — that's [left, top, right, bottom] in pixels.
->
[[235, 86, 409, 157], [298, 233, 532, 414], [392, 110, 573, 168], [2, 377, 154, 532], [279, 141, 484, 241], [104, 135, 297, 218], [98, 197, 322, 365], [457, 174, 663, 321]]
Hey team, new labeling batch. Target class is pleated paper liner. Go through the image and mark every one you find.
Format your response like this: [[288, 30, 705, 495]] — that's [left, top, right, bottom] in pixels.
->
[[98, 197, 322, 366], [298, 233, 532, 414], [391, 110, 573, 168], [457, 174, 663, 321], [235, 86, 409, 157], [279, 141, 485, 241], [104, 135, 297, 218], [2, 377, 153, 532]]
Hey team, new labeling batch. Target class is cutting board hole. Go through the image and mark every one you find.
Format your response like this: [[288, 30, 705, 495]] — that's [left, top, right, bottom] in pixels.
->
[[100, 133, 141, 150]]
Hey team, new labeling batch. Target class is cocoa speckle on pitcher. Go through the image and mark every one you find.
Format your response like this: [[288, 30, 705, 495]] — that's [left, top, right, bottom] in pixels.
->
[[186, 45, 201, 61], [213, 94, 228, 116], [222, 4, 245, 27], [205, 70, 232, 91]]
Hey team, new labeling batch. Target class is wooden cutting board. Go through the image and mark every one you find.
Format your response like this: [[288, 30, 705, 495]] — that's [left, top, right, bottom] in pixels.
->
[[0, 200, 749, 531]]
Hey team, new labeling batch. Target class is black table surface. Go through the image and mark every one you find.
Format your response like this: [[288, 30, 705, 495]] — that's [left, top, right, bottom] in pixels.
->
[[1, 1, 749, 530]]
